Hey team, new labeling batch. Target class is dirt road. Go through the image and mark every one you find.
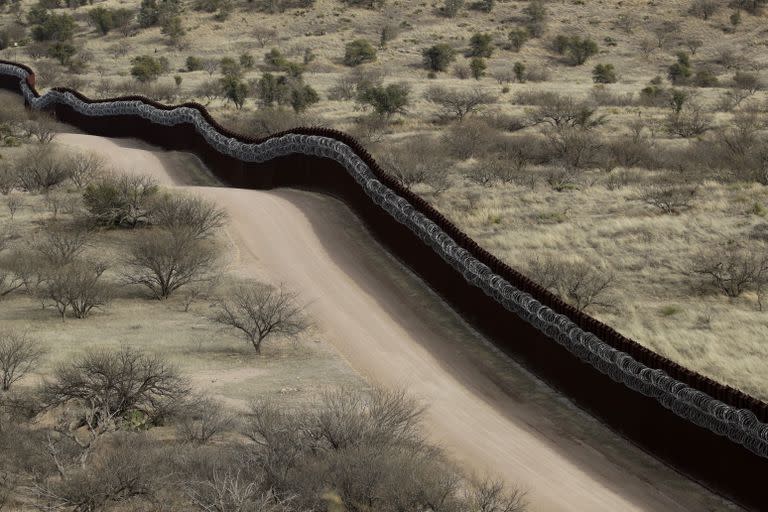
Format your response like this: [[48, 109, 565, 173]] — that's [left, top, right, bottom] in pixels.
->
[[56, 132, 738, 512]]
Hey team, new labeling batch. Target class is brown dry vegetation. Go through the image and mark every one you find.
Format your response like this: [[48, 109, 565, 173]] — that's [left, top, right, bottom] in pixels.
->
[[1, 0, 768, 445]]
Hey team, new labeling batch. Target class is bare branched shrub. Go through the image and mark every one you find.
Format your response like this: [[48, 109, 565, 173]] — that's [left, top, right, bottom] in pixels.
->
[[16, 147, 70, 192], [0, 331, 45, 391], [544, 165, 581, 192], [525, 93, 606, 129], [380, 134, 451, 189], [83, 173, 159, 227], [122, 229, 219, 299], [30, 433, 164, 511], [545, 127, 604, 169], [185, 471, 284, 512], [150, 193, 227, 239], [607, 136, 654, 169], [692, 242, 768, 298], [424, 86, 497, 121], [664, 105, 712, 137], [464, 478, 527, 512], [37, 260, 111, 320], [42, 348, 190, 440], [65, 151, 106, 189], [176, 395, 234, 444], [239, 386, 497, 512], [34, 226, 89, 266], [21, 112, 57, 144], [212, 281, 308, 353], [640, 184, 697, 214], [466, 154, 531, 188], [5, 194, 22, 220], [442, 117, 500, 159], [526, 257, 614, 310]]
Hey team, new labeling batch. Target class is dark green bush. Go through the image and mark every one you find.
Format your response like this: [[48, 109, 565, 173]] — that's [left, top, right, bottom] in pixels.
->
[[343, 39, 377, 66], [422, 44, 456, 72], [592, 63, 617, 83]]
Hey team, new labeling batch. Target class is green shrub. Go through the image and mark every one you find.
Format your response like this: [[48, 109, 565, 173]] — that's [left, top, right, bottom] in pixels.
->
[[130, 55, 164, 83], [239, 52, 255, 69], [470, 57, 486, 79], [48, 42, 76, 65], [508, 28, 529, 51], [422, 44, 456, 72], [592, 63, 617, 83], [87, 6, 134, 35], [220, 75, 248, 109], [186, 56, 203, 71], [357, 83, 410, 117], [558, 35, 598, 65], [667, 52, 692, 84], [30, 11, 76, 42], [513, 61, 525, 82], [264, 48, 287, 69], [343, 39, 377, 66], [468, 32, 493, 57]]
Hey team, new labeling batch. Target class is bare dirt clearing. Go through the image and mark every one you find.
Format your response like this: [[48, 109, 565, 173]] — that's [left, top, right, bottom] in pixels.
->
[[53, 131, 739, 512]]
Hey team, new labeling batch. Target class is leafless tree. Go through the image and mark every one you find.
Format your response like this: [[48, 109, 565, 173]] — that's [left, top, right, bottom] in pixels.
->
[[15, 147, 70, 192], [424, 86, 498, 121], [21, 112, 57, 144], [253, 26, 278, 47], [0, 331, 46, 391], [640, 184, 697, 214], [212, 281, 308, 353], [526, 94, 606, 129], [150, 193, 227, 239], [5, 195, 22, 221], [692, 242, 768, 298], [65, 151, 106, 189], [545, 127, 604, 169], [664, 105, 712, 137], [38, 260, 111, 320], [121, 228, 218, 299], [526, 257, 615, 310], [41, 347, 189, 462], [195, 79, 224, 105], [34, 227, 89, 266], [465, 478, 527, 512]]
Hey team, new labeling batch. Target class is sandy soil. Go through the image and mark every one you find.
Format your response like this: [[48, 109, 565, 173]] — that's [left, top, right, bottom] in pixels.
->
[[55, 132, 739, 512]]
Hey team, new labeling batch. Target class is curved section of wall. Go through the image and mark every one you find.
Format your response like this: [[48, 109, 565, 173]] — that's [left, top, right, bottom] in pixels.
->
[[2, 60, 767, 510]]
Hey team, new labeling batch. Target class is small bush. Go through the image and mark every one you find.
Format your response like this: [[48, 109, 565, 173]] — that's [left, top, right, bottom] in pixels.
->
[[422, 44, 456, 72], [357, 83, 410, 118], [508, 28, 529, 52], [592, 63, 617, 84], [186, 55, 203, 71], [467, 32, 493, 58], [470, 57, 487, 80], [343, 39, 377, 67], [131, 55, 164, 82]]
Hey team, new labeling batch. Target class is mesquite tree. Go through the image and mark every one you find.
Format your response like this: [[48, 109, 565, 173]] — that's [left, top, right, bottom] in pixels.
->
[[212, 281, 308, 353]]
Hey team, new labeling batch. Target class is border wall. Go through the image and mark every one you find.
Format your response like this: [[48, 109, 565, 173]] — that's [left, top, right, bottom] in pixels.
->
[[1, 60, 767, 510]]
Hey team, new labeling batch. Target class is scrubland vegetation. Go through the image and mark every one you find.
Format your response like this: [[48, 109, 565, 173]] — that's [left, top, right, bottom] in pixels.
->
[[0, 106, 526, 511]]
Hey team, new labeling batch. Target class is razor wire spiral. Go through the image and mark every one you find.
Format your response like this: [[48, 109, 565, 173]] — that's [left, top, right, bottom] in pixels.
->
[[3, 62, 767, 459]]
